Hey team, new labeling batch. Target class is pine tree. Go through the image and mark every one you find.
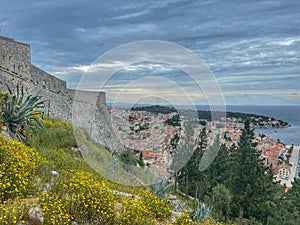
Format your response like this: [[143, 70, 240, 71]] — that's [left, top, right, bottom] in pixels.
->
[[229, 119, 275, 225], [270, 180, 300, 225], [189, 127, 207, 173], [209, 143, 231, 186], [171, 122, 196, 193], [171, 140, 194, 192], [211, 184, 232, 222], [287, 177, 300, 221], [177, 127, 207, 199]]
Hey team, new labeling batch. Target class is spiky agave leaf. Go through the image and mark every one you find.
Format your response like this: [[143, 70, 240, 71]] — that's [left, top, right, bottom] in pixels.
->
[[190, 199, 213, 222], [149, 176, 174, 199], [0, 84, 45, 141]]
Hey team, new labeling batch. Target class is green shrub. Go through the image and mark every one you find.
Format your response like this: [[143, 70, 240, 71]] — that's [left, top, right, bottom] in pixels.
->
[[40, 192, 72, 225], [0, 92, 6, 132], [25, 117, 77, 150], [139, 189, 172, 220], [119, 196, 157, 225], [0, 198, 35, 225], [119, 190, 172, 225], [0, 134, 42, 202], [54, 170, 117, 224], [174, 213, 196, 225]]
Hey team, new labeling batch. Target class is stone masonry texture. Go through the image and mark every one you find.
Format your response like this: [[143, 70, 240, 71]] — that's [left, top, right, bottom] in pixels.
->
[[0, 36, 124, 152]]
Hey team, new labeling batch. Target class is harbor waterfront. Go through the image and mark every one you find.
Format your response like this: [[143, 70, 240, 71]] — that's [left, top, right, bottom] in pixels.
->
[[111, 104, 300, 179], [196, 104, 300, 179], [109, 104, 300, 185], [193, 105, 300, 177], [225, 105, 300, 179]]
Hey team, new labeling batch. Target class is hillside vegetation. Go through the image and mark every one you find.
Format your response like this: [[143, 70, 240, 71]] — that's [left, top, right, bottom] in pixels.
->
[[1, 89, 298, 225], [0, 114, 228, 224]]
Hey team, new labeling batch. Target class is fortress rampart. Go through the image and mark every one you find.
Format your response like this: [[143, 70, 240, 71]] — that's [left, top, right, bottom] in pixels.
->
[[0, 36, 123, 151]]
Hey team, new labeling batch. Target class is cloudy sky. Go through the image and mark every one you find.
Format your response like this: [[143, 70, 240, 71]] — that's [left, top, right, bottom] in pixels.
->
[[1, 0, 299, 105]]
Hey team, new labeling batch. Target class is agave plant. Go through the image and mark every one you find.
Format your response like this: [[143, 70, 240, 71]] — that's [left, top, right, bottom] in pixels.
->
[[149, 176, 174, 199], [189, 199, 213, 222], [0, 84, 45, 140]]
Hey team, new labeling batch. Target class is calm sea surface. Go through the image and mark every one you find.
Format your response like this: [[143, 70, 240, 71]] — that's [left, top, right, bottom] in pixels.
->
[[194, 105, 300, 145], [223, 105, 300, 146]]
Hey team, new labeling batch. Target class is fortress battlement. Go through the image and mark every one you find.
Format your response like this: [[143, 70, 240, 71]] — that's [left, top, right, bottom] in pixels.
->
[[0, 35, 106, 122], [0, 36, 124, 151]]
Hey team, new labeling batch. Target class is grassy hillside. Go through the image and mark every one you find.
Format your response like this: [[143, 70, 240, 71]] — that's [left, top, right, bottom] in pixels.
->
[[0, 117, 228, 225]]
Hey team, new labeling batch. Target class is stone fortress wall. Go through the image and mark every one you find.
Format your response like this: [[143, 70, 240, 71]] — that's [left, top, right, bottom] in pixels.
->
[[0, 36, 74, 120], [0, 36, 123, 151]]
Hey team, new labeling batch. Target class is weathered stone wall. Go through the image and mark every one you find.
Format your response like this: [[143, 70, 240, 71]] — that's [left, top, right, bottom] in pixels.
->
[[0, 36, 124, 151], [0, 35, 89, 121], [0, 36, 31, 80], [72, 90, 124, 151], [30, 65, 68, 94], [0, 65, 72, 122]]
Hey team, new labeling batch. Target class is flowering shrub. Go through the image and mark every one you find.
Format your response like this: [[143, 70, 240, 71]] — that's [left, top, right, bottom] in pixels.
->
[[174, 213, 229, 225], [139, 189, 172, 220], [119, 196, 157, 225], [0, 135, 41, 202], [40, 192, 72, 225], [43, 117, 72, 129], [119, 190, 172, 224], [200, 217, 227, 225], [174, 213, 196, 225], [0, 198, 34, 225], [0, 118, 229, 225], [55, 170, 117, 224]]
